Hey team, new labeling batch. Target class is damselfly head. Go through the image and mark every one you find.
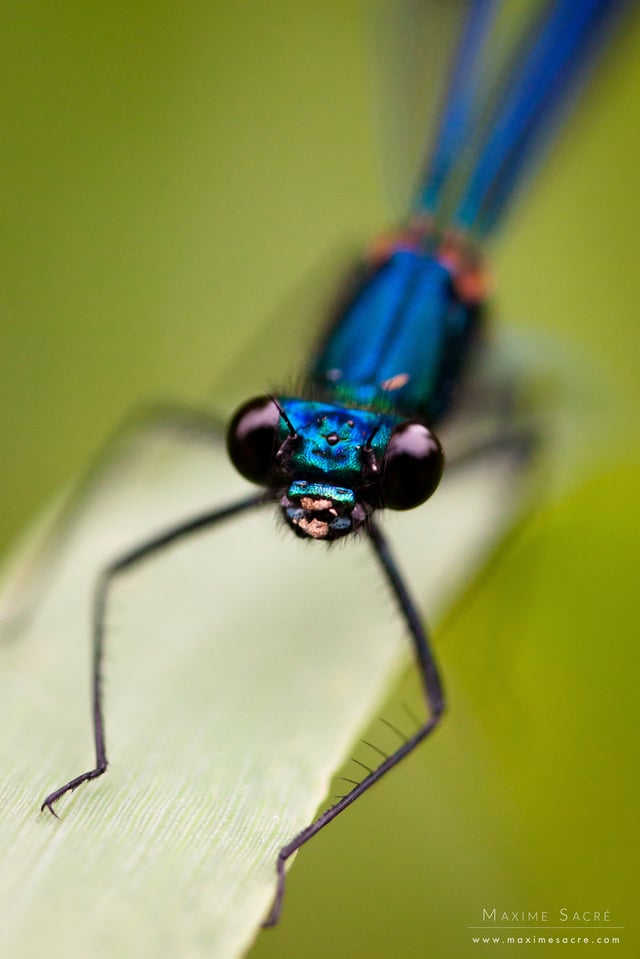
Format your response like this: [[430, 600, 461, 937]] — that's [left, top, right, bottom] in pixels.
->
[[227, 395, 444, 541]]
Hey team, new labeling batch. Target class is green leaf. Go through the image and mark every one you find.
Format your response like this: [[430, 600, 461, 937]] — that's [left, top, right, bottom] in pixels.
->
[[0, 397, 531, 958]]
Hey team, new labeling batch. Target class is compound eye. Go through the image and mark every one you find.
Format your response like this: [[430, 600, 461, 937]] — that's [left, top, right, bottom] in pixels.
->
[[226, 395, 281, 485], [381, 422, 443, 510]]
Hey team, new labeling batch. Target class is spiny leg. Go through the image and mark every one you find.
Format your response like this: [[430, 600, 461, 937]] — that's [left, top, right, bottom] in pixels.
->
[[263, 518, 445, 927], [263, 424, 538, 926], [40, 493, 264, 816]]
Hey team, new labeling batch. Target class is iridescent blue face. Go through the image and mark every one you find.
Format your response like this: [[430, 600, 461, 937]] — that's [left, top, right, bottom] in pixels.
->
[[280, 480, 365, 540], [275, 399, 396, 539], [227, 395, 444, 541]]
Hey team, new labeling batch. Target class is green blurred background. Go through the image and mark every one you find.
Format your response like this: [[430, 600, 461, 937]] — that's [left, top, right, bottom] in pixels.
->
[[2, 2, 639, 957]]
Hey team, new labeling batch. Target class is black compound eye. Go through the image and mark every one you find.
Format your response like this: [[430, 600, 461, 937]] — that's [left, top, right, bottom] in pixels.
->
[[381, 421, 443, 510], [226, 395, 281, 485]]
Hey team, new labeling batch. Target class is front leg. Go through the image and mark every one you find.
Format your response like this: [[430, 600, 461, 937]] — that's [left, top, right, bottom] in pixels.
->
[[41, 494, 263, 815], [263, 519, 445, 927]]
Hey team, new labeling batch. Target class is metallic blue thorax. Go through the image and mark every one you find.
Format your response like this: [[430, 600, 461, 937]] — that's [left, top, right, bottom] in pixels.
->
[[311, 248, 480, 425]]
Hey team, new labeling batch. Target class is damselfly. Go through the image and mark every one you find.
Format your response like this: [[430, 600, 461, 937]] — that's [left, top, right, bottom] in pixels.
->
[[7, 0, 631, 930]]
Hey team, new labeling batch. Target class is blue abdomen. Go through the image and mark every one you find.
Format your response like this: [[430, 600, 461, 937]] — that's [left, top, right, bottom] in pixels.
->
[[310, 248, 482, 425]]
